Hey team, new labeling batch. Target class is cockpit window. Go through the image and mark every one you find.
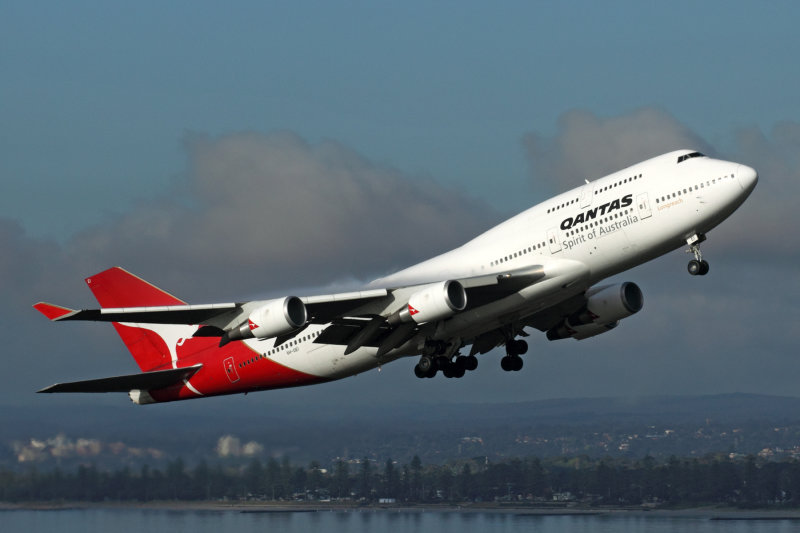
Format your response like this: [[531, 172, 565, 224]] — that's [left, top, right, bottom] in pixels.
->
[[677, 151, 705, 163]]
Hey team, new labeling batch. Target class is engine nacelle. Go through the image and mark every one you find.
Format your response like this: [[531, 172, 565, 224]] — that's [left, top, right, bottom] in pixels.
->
[[583, 282, 643, 324], [388, 280, 467, 325], [248, 296, 308, 338], [546, 282, 642, 341], [219, 296, 307, 346], [547, 320, 619, 341]]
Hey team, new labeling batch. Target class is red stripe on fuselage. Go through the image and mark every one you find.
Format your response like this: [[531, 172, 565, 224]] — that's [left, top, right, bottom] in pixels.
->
[[144, 337, 328, 403]]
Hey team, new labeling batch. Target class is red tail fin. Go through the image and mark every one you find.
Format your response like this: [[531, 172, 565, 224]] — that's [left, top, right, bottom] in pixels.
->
[[86, 267, 187, 372], [85, 267, 185, 308]]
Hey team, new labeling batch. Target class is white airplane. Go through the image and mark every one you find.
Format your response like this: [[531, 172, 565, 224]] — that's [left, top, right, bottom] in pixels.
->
[[34, 149, 758, 404]]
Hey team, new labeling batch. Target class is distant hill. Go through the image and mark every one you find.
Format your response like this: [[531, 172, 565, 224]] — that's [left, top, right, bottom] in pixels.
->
[[5, 392, 800, 440], [3, 393, 800, 468]]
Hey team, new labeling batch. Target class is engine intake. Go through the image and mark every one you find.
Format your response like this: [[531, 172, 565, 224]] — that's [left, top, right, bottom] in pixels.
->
[[219, 297, 307, 347], [388, 280, 467, 325]]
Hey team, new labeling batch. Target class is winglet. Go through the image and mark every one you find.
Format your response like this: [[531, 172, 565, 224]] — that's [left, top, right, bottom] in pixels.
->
[[33, 302, 78, 321]]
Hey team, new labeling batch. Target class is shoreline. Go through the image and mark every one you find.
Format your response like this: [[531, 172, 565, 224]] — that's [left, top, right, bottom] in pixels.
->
[[2, 501, 800, 519]]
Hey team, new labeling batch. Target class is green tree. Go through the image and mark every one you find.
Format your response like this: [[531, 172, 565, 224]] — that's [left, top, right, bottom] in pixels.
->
[[359, 458, 373, 501], [265, 458, 281, 500], [410, 455, 423, 500], [333, 459, 350, 499], [383, 459, 398, 499], [308, 461, 324, 497], [457, 462, 472, 501]]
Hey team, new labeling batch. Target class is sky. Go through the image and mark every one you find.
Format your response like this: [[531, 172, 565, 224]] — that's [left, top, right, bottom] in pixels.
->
[[1, 1, 799, 416]]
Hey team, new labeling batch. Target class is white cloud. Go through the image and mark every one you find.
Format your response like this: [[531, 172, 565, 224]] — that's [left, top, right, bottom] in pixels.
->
[[522, 108, 711, 191], [215, 434, 264, 457], [522, 108, 800, 261], [64, 131, 498, 299], [216, 435, 241, 457]]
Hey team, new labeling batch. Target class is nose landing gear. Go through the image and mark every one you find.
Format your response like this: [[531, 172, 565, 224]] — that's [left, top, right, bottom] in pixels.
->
[[686, 233, 709, 276]]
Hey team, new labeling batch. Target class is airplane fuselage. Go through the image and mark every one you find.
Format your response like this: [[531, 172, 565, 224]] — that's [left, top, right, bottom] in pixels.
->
[[36, 150, 758, 403], [186, 150, 756, 400]]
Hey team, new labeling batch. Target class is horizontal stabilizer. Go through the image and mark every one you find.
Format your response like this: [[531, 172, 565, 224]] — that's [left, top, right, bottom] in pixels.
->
[[33, 302, 79, 321], [37, 365, 202, 394], [33, 302, 238, 324]]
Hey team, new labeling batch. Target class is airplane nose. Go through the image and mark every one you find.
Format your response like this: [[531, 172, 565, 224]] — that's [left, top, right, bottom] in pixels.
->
[[736, 164, 758, 192]]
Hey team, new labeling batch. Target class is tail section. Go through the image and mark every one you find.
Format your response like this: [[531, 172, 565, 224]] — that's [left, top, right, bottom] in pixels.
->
[[85, 267, 185, 308], [86, 267, 191, 372]]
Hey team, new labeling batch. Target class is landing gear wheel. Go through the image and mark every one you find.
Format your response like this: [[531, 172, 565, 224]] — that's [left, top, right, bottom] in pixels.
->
[[452, 364, 466, 378], [506, 339, 528, 357], [513, 339, 528, 355], [414, 364, 426, 378], [417, 355, 433, 373], [501, 356, 520, 372], [685, 234, 709, 276], [464, 355, 478, 371], [434, 356, 450, 371]]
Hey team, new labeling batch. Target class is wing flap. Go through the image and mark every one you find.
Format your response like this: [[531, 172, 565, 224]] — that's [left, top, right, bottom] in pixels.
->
[[302, 289, 388, 323], [462, 265, 546, 309], [38, 365, 202, 393]]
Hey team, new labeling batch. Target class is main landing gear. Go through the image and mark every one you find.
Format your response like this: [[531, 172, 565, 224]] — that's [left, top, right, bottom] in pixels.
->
[[414, 353, 478, 379], [413, 336, 529, 378], [414, 339, 478, 379], [686, 233, 709, 276], [501, 339, 526, 372]]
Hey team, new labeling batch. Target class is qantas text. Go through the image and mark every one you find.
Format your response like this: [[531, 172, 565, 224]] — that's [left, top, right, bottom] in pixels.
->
[[560, 194, 633, 230]]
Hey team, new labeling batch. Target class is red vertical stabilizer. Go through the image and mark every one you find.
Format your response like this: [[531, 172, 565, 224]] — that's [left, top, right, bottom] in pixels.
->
[[85, 267, 186, 372]]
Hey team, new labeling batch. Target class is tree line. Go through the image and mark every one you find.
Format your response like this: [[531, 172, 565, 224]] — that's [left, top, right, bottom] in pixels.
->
[[3, 454, 800, 507]]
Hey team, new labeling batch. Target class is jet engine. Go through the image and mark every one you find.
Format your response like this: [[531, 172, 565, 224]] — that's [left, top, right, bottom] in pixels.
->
[[219, 296, 307, 346], [388, 280, 467, 325], [546, 282, 642, 341]]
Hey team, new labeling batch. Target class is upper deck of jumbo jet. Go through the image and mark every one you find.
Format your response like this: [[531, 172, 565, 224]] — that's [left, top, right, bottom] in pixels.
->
[[462, 150, 681, 247], [371, 150, 756, 287]]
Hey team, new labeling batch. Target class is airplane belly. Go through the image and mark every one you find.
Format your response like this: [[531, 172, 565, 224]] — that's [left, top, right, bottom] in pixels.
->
[[437, 258, 590, 339], [268, 342, 382, 380]]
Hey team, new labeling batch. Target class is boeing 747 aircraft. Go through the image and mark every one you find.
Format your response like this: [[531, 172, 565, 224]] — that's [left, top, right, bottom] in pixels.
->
[[35, 150, 757, 404]]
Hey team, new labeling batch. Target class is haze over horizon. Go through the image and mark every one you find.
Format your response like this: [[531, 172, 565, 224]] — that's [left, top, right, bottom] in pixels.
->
[[2, 2, 799, 417]]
